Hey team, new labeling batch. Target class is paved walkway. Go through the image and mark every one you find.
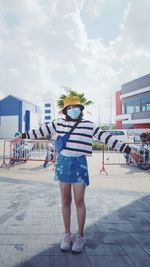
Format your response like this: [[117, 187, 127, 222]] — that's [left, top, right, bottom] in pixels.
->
[[0, 153, 150, 267]]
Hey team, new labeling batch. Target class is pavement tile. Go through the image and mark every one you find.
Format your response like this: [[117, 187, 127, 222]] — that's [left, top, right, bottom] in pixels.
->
[[23, 254, 91, 267], [0, 245, 5, 265], [85, 242, 106, 256], [44, 234, 63, 245], [103, 244, 127, 256], [130, 232, 150, 244], [24, 256, 55, 267], [24, 235, 45, 261], [100, 231, 136, 244], [140, 243, 150, 256], [66, 254, 91, 267], [94, 221, 105, 232], [129, 222, 150, 233], [43, 244, 69, 255], [25, 211, 54, 219], [88, 255, 135, 267], [84, 223, 100, 234], [139, 200, 150, 211], [55, 224, 66, 234], [122, 243, 150, 267], [102, 223, 127, 232], [0, 234, 26, 245], [1, 244, 25, 267], [0, 160, 150, 267], [0, 225, 7, 234], [5, 225, 41, 234]]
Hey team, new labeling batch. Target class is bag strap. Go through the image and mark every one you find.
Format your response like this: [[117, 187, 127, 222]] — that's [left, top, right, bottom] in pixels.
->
[[68, 120, 81, 136], [61, 121, 80, 152], [54, 120, 81, 135]]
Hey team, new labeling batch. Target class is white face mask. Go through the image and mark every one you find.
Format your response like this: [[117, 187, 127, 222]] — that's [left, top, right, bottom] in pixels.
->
[[67, 107, 81, 119]]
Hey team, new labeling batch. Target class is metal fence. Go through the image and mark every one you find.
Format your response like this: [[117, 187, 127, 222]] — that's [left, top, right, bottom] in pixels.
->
[[0, 139, 56, 168], [100, 142, 150, 175]]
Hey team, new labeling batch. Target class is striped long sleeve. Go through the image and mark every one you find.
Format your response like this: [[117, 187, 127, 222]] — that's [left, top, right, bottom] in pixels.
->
[[22, 122, 56, 140], [93, 125, 131, 154], [21, 118, 132, 156]]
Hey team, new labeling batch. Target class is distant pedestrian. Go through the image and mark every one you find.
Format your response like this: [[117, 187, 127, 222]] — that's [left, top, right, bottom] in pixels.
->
[[15, 94, 142, 253], [132, 132, 136, 143], [43, 142, 54, 168]]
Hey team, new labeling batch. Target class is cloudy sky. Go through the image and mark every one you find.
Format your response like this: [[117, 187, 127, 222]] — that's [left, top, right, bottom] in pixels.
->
[[0, 0, 150, 124]]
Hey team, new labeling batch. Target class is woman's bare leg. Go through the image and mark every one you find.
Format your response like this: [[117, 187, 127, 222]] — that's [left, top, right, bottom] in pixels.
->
[[73, 184, 86, 236], [59, 182, 72, 234]]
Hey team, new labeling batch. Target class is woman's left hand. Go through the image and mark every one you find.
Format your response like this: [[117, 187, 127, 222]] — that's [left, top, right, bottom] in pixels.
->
[[130, 150, 144, 163]]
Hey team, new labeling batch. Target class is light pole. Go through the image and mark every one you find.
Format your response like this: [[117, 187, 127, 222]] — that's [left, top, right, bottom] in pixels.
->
[[98, 104, 101, 127], [109, 96, 112, 130]]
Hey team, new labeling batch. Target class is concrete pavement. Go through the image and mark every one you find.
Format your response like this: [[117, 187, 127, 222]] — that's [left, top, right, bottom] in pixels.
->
[[0, 152, 150, 267]]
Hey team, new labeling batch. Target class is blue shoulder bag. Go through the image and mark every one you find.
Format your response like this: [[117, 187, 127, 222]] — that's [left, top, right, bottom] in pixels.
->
[[55, 120, 80, 153]]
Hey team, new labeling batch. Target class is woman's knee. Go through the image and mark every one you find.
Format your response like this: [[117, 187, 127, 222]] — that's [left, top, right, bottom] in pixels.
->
[[75, 197, 84, 208], [59, 183, 72, 208], [62, 196, 72, 207]]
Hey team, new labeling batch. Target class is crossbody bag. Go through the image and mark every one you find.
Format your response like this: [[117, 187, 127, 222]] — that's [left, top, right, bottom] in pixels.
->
[[54, 120, 80, 153]]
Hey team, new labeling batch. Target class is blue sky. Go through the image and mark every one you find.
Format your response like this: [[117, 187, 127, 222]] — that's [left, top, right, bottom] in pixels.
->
[[81, 0, 131, 43], [0, 0, 150, 124]]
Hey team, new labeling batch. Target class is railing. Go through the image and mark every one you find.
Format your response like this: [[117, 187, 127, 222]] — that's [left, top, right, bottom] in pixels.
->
[[100, 142, 150, 175], [0, 139, 56, 168]]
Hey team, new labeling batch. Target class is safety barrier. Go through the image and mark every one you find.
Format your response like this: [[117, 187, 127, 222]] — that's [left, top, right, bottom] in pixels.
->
[[0, 139, 56, 168], [100, 142, 150, 175], [0, 140, 12, 168]]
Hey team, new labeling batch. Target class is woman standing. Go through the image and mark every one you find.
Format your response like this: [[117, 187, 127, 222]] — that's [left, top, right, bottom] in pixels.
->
[[17, 95, 142, 253]]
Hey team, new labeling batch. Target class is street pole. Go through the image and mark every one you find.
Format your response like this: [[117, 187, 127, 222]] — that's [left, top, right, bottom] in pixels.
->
[[109, 96, 112, 130], [98, 104, 101, 127]]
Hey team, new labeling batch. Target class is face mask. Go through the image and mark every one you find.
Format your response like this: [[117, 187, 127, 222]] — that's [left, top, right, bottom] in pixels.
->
[[67, 107, 81, 119]]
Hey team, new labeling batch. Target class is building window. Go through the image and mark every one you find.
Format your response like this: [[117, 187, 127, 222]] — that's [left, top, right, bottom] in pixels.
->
[[45, 116, 51, 120], [141, 97, 150, 111], [45, 110, 51, 113], [122, 104, 125, 114], [125, 100, 140, 114], [45, 103, 51, 107]]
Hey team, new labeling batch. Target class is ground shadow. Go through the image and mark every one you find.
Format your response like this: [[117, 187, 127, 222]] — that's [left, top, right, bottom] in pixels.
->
[[0, 181, 150, 267]]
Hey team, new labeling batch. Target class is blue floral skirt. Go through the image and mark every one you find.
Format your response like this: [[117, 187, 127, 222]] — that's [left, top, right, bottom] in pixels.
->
[[55, 154, 90, 186]]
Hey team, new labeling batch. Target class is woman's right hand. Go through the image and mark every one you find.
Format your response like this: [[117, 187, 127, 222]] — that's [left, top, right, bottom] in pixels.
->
[[14, 135, 22, 142]]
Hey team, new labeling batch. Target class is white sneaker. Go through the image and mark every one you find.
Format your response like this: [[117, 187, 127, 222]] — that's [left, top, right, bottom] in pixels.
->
[[72, 234, 86, 253], [60, 233, 72, 251]]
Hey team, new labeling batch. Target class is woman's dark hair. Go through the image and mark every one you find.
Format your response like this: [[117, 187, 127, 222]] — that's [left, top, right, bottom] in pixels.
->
[[63, 105, 84, 121]]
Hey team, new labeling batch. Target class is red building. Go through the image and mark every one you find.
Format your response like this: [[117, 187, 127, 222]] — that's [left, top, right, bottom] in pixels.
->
[[116, 74, 150, 129]]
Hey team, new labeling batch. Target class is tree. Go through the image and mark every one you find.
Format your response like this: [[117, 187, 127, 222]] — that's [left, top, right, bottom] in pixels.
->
[[57, 90, 93, 109]]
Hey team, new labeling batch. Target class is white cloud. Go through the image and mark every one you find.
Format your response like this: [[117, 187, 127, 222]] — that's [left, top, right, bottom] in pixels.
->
[[81, 0, 106, 17], [121, 1, 150, 49], [0, 0, 150, 124], [109, 1, 150, 85]]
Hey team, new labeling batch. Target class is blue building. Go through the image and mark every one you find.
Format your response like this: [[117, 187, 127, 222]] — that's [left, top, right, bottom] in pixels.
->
[[0, 95, 40, 138]]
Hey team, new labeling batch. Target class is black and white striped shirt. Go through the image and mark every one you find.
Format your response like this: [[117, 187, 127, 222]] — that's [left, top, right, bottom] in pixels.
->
[[22, 118, 131, 157]]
